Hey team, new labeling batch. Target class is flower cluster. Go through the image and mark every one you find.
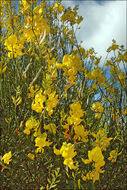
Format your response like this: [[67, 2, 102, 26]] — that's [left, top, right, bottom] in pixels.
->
[[60, 7, 83, 25], [4, 34, 24, 58], [86, 67, 106, 86], [54, 142, 77, 170], [92, 128, 112, 151], [46, 91, 59, 116], [32, 89, 59, 116], [24, 117, 40, 136], [63, 101, 88, 142], [32, 89, 46, 113], [92, 102, 103, 119], [82, 146, 105, 183], [35, 132, 52, 153], [57, 53, 83, 86]]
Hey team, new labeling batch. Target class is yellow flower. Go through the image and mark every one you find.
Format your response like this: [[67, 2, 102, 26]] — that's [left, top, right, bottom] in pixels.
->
[[32, 89, 46, 113], [123, 51, 127, 63], [82, 147, 105, 183], [88, 67, 106, 85], [94, 56, 102, 65], [35, 133, 52, 153], [108, 150, 122, 163], [53, 3, 64, 13], [24, 117, 40, 136], [70, 102, 84, 118], [82, 146, 105, 170], [58, 53, 82, 86], [67, 101, 85, 126], [82, 170, 100, 183], [33, 127, 42, 137], [22, 0, 30, 10], [28, 85, 37, 99], [92, 102, 103, 113], [46, 91, 59, 116], [44, 123, 56, 134], [2, 151, 12, 165], [74, 125, 89, 142], [27, 153, 35, 160], [53, 146, 61, 155], [107, 40, 119, 52], [25, 117, 40, 130], [54, 142, 77, 170], [91, 84, 97, 90], [4, 34, 18, 52], [77, 179, 80, 189], [63, 27, 69, 34], [64, 158, 77, 170], [76, 16, 83, 24], [60, 142, 77, 160], [100, 138, 112, 151], [92, 102, 103, 119], [24, 128, 30, 135], [105, 60, 112, 67], [4, 34, 24, 58], [92, 128, 112, 151], [108, 98, 114, 103]]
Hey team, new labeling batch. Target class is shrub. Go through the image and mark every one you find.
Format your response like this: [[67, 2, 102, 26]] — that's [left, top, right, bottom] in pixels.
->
[[0, 0, 127, 189]]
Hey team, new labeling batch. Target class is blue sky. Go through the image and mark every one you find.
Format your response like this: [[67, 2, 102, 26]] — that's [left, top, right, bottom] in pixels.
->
[[63, 0, 126, 58]]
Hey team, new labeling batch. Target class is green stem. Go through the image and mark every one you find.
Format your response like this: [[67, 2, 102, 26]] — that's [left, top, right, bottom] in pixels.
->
[[0, 75, 2, 101]]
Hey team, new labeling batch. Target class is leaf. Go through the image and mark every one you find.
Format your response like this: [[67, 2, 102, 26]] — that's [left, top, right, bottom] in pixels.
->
[[50, 184, 57, 188], [40, 186, 45, 190], [47, 178, 51, 184]]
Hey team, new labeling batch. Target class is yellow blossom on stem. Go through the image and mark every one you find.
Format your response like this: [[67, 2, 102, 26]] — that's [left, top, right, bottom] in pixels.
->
[[46, 91, 59, 116], [92, 102, 103, 113], [53, 3, 64, 14], [53, 146, 61, 155], [82, 146, 105, 170], [54, 142, 77, 170], [92, 128, 112, 151], [82, 170, 100, 183], [28, 85, 38, 99], [4, 33, 24, 58], [92, 102, 103, 119], [82, 146, 105, 182], [57, 53, 82, 86], [2, 151, 12, 165], [68, 101, 85, 125], [60, 142, 77, 159], [24, 117, 40, 135], [27, 153, 35, 160], [35, 133, 52, 153], [32, 89, 46, 113], [74, 125, 89, 143], [64, 158, 77, 170], [108, 150, 122, 163]]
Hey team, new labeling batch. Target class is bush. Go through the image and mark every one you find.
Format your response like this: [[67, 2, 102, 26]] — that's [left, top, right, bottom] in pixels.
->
[[0, 0, 127, 189]]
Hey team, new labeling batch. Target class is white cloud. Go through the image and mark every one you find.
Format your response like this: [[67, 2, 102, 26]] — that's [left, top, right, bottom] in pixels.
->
[[63, 0, 126, 58]]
